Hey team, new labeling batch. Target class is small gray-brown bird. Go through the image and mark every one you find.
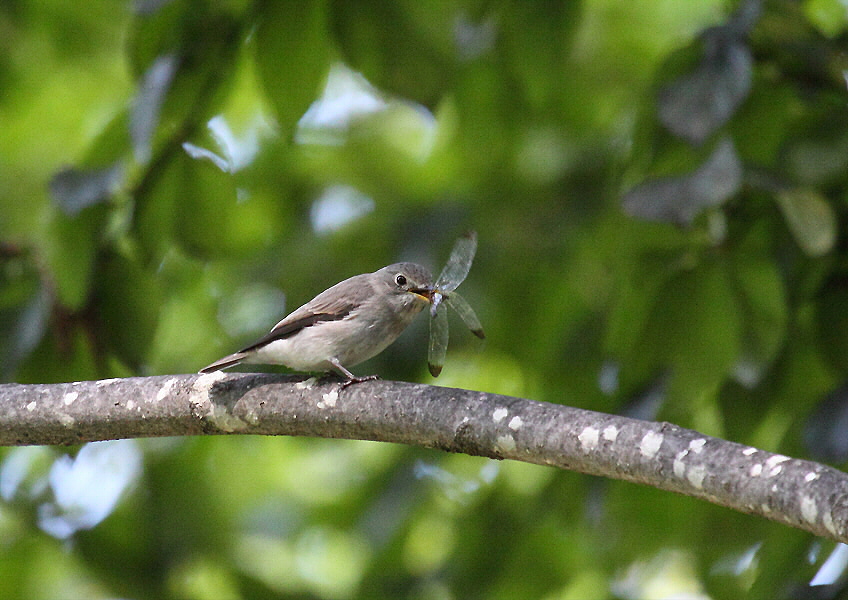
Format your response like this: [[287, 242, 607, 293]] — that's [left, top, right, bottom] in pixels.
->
[[199, 263, 433, 385]]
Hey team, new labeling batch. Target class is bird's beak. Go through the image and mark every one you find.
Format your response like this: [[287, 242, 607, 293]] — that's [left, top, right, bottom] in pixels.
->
[[409, 286, 434, 302]]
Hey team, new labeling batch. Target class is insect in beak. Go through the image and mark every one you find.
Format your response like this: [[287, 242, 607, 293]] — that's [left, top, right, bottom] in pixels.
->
[[429, 289, 445, 318]]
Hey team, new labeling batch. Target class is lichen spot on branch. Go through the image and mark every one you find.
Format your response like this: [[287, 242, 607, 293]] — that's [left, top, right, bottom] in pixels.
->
[[639, 431, 663, 459]]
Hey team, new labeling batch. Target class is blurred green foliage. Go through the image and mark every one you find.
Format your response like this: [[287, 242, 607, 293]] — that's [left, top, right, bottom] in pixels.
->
[[2, 0, 848, 598]]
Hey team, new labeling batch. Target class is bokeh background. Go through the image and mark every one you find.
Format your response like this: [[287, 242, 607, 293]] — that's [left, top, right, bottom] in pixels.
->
[[3, 0, 848, 598]]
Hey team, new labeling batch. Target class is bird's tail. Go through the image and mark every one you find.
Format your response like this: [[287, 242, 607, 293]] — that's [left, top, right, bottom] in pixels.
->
[[199, 352, 248, 374]]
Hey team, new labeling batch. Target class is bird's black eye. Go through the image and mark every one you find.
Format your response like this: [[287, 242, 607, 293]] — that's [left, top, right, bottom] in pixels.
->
[[395, 274, 407, 287]]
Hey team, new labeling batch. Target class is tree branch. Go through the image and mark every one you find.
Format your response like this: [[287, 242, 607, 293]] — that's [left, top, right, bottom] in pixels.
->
[[1, 373, 846, 543]]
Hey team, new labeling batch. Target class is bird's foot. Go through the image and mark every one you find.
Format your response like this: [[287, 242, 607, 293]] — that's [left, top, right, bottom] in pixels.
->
[[338, 373, 379, 389]]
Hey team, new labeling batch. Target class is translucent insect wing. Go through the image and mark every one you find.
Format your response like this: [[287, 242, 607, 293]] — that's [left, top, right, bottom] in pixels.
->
[[428, 302, 449, 377], [444, 292, 485, 339], [435, 231, 477, 292]]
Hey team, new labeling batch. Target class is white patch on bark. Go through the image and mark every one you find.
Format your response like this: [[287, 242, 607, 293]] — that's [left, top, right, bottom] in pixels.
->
[[155, 377, 178, 402], [764, 455, 790, 477], [805, 471, 820, 482], [295, 377, 318, 389], [673, 451, 687, 479], [742, 447, 758, 456], [62, 392, 78, 406], [689, 438, 706, 453], [212, 404, 249, 432], [193, 371, 226, 400], [578, 427, 599, 452], [750, 464, 762, 477], [602, 425, 619, 442], [492, 407, 508, 423], [26, 401, 36, 411], [317, 390, 338, 409], [823, 510, 837, 536], [686, 464, 707, 489], [508, 416, 523, 431], [495, 434, 516, 453], [191, 371, 247, 432], [801, 496, 818, 524], [765, 454, 790, 468], [639, 431, 663, 459]]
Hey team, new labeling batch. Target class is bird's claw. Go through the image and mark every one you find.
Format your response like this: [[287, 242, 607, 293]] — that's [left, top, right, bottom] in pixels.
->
[[339, 374, 380, 389]]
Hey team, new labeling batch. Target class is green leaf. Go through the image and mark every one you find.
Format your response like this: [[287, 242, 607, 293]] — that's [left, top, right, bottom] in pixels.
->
[[41, 205, 108, 310], [256, 0, 331, 137], [0, 254, 50, 379], [730, 81, 800, 165], [729, 251, 788, 387], [816, 288, 848, 373], [95, 252, 163, 369], [137, 148, 270, 261], [497, 2, 581, 113], [147, 276, 227, 374], [128, 4, 244, 159], [640, 260, 742, 396], [133, 157, 179, 264], [79, 109, 134, 169], [176, 152, 271, 259], [330, 0, 455, 108], [775, 188, 836, 257], [783, 126, 848, 187], [804, 0, 848, 37], [605, 253, 679, 359], [15, 326, 100, 384], [127, 0, 192, 76]]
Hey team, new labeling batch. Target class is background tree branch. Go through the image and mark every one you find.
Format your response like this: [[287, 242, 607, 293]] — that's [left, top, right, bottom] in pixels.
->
[[2, 373, 846, 544]]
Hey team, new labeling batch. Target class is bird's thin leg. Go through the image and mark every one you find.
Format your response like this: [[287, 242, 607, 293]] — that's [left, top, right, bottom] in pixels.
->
[[329, 357, 379, 388]]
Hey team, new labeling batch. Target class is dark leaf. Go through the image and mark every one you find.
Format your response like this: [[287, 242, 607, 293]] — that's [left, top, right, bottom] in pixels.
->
[[782, 112, 848, 187], [49, 163, 123, 217], [42, 205, 110, 310], [729, 247, 787, 388], [96, 252, 163, 369], [0, 261, 50, 380], [330, 0, 456, 108], [804, 381, 848, 462], [135, 148, 260, 262], [622, 138, 742, 226], [639, 260, 742, 396], [130, 54, 179, 164], [620, 372, 668, 421], [127, 0, 191, 76], [816, 288, 848, 374], [127, 4, 243, 148], [133, 0, 176, 16], [256, 1, 331, 137], [658, 1, 760, 144]]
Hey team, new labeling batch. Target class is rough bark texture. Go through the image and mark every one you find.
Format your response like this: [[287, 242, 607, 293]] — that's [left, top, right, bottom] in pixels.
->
[[1, 372, 846, 543]]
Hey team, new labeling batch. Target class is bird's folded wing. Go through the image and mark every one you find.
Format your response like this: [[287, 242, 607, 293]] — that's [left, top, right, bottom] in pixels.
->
[[239, 311, 349, 353], [239, 273, 372, 353]]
